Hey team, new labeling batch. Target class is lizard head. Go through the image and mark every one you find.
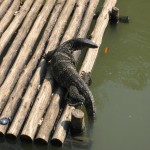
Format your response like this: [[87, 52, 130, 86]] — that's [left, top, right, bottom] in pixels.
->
[[71, 38, 98, 50]]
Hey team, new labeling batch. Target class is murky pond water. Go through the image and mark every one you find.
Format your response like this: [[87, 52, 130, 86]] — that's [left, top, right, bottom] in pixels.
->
[[0, 0, 150, 150]]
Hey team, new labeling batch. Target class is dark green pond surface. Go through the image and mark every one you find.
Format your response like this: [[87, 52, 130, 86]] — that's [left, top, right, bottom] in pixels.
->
[[1, 0, 150, 150]]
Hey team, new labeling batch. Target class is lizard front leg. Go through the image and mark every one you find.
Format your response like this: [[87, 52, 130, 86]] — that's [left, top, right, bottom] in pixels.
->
[[81, 71, 92, 86]]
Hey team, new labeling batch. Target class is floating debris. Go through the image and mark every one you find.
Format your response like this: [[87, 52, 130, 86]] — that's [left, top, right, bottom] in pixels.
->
[[0, 117, 12, 125], [104, 47, 109, 54]]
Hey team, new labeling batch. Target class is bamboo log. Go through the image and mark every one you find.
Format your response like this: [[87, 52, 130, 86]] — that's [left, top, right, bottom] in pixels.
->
[[50, 0, 100, 146], [0, 0, 4, 5], [70, 109, 85, 134], [35, 0, 88, 144], [61, 0, 88, 43], [0, 0, 56, 114], [0, 59, 46, 136], [45, 0, 77, 52], [20, 0, 76, 141], [35, 88, 65, 144], [0, 0, 13, 19], [6, 0, 66, 138], [0, 0, 34, 55], [79, 0, 117, 75], [74, 0, 100, 60], [51, 105, 75, 146], [0, 0, 45, 86], [0, 0, 20, 35], [7, 60, 46, 138], [20, 68, 54, 142]]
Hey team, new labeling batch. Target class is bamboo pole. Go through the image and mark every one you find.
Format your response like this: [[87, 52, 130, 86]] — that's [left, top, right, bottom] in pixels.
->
[[6, 0, 66, 138], [35, 88, 65, 144], [51, 0, 117, 146], [0, 0, 4, 5], [0, 0, 20, 35], [0, 0, 34, 55], [74, 0, 100, 60], [51, 105, 75, 146], [7, 60, 46, 138], [0, 0, 13, 19], [35, 0, 88, 144], [45, 0, 77, 52], [20, 68, 54, 142], [0, 59, 46, 136], [20, 0, 77, 141], [0, 0, 56, 114], [79, 0, 117, 74], [0, 0, 45, 86]]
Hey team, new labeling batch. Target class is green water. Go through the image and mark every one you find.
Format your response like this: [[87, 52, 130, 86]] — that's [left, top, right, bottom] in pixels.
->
[[91, 0, 150, 150], [1, 0, 150, 150]]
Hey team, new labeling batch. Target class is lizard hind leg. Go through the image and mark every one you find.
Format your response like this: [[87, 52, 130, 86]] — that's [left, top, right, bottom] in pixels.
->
[[81, 71, 92, 86], [67, 85, 85, 107]]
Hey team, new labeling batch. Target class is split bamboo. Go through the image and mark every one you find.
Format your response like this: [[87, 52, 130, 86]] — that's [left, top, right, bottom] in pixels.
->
[[6, 0, 66, 138], [0, 0, 56, 114], [0, 0, 13, 19], [51, 0, 117, 146], [20, 0, 77, 141], [0, 0, 20, 35], [0, 0, 34, 54], [35, 0, 88, 144], [0, 0, 45, 86]]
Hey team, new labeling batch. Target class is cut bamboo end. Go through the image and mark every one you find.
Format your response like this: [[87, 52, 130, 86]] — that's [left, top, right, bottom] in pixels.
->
[[20, 134, 33, 143], [5, 133, 17, 139], [51, 105, 75, 146], [51, 138, 62, 147], [70, 109, 85, 134], [35, 88, 64, 144], [110, 6, 119, 24], [34, 138, 48, 145]]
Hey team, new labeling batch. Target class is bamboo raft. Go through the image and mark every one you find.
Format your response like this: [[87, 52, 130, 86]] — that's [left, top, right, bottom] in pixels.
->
[[0, 0, 117, 146]]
